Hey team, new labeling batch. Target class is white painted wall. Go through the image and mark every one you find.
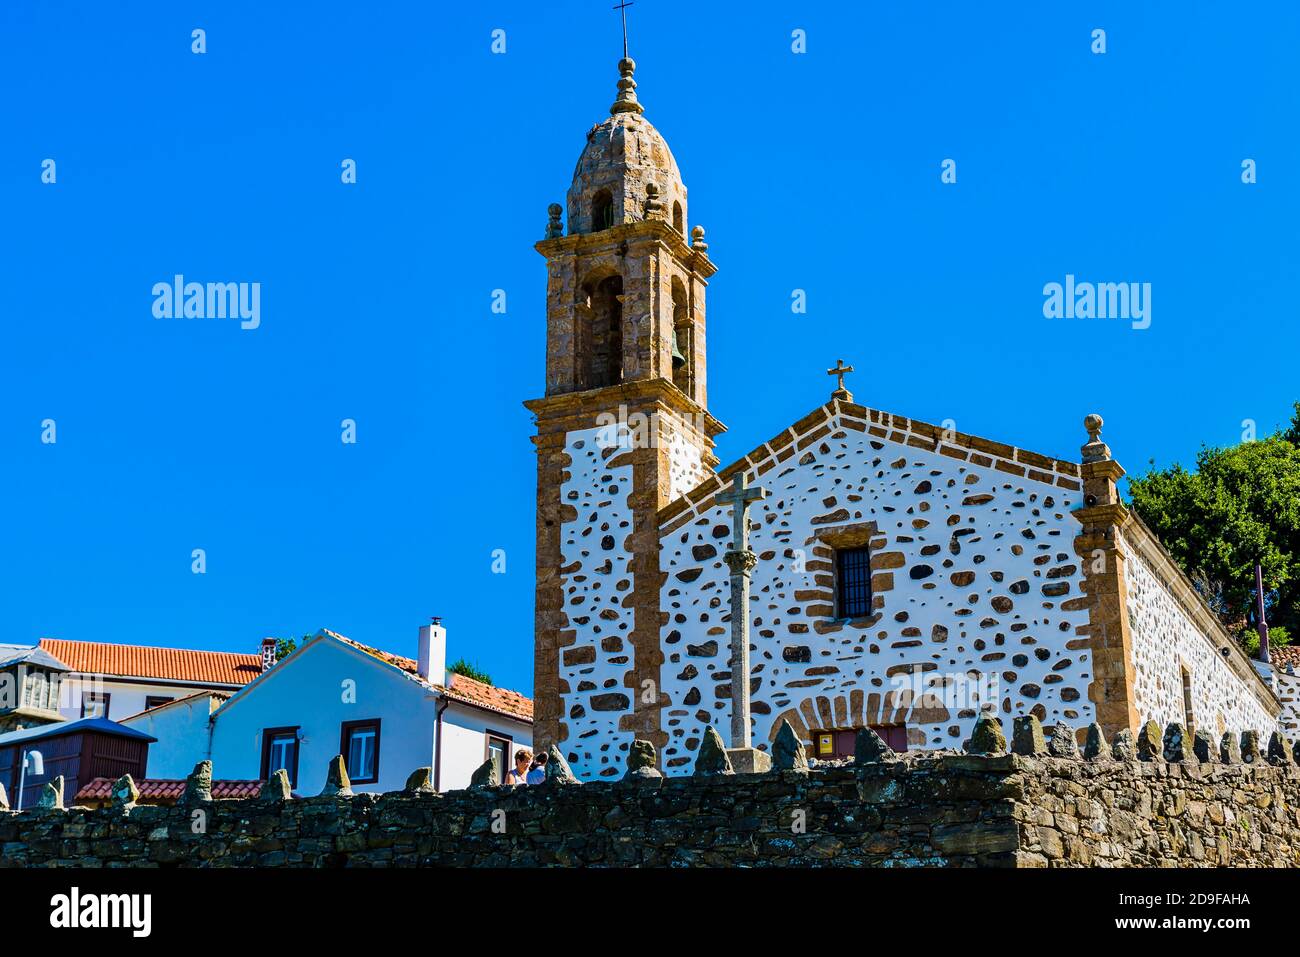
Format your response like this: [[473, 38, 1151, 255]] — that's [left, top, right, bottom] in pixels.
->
[[209, 639, 438, 795], [120, 694, 221, 778], [56, 676, 240, 723], [436, 701, 532, 792]]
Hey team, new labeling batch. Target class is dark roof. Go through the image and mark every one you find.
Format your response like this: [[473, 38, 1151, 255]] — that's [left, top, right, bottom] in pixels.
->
[[0, 645, 71, 672], [0, 717, 157, 747]]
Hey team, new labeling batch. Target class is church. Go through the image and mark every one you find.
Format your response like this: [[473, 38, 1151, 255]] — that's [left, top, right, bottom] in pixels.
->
[[526, 57, 1288, 780]]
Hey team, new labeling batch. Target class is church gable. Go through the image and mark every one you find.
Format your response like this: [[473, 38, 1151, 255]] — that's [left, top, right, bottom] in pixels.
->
[[655, 399, 1094, 769]]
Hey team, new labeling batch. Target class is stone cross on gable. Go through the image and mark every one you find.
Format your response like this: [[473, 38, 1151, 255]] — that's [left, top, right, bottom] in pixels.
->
[[827, 358, 854, 402], [718, 471, 768, 762]]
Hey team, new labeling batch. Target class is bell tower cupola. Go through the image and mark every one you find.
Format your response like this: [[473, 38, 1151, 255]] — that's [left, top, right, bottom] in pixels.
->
[[535, 58, 714, 407]]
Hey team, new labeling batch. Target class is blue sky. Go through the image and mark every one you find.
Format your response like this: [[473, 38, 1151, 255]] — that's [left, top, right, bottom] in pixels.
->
[[3, 2, 1297, 696]]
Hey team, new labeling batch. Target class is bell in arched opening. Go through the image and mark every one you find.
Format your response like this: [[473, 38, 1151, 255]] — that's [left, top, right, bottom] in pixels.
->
[[670, 330, 687, 370]]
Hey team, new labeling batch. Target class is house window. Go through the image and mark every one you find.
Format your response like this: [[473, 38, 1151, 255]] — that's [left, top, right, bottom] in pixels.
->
[[144, 696, 174, 711], [485, 732, 512, 786], [1181, 666, 1195, 734], [81, 691, 111, 719], [340, 720, 381, 785], [261, 726, 300, 788], [836, 546, 873, 618]]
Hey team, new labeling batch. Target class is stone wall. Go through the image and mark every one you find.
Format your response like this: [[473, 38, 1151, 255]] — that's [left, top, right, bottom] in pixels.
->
[[6, 747, 1300, 868]]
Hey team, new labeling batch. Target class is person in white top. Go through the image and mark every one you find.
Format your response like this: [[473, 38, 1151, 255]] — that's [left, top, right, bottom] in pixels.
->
[[504, 748, 533, 786]]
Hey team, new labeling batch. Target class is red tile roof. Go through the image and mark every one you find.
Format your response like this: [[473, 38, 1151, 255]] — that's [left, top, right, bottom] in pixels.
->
[[1271, 645, 1300, 670], [440, 673, 534, 724], [328, 631, 533, 723], [75, 778, 264, 804], [39, 638, 262, 687]]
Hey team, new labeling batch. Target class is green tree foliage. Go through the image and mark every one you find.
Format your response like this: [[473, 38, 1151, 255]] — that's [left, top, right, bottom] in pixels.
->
[[274, 635, 312, 662], [1128, 413, 1300, 649], [448, 657, 493, 685]]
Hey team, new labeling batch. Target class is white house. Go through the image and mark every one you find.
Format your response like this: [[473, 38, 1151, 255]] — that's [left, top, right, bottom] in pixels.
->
[[36, 638, 263, 722], [123, 624, 533, 794]]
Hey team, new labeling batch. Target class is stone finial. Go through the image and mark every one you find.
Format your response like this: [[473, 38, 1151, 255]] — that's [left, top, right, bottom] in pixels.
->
[[1193, 729, 1217, 763], [110, 774, 139, 808], [1048, 723, 1080, 759], [1220, 732, 1241, 764], [404, 767, 435, 794], [610, 57, 644, 115], [1012, 715, 1048, 756], [1240, 730, 1263, 764], [625, 740, 663, 780], [853, 726, 892, 765], [544, 203, 563, 240], [259, 768, 293, 801], [1083, 723, 1110, 760], [771, 720, 809, 771], [643, 182, 665, 221], [469, 756, 497, 790], [693, 726, 735, 777], [1163, 723, 1193, 762], [320, 755, 353, 797], [965, 715, 1007, 755], [1136, 721, 1163, 761], [1267, 732, 1294, 766], [544, 745, 582, 784], [38, 775, 64, 810], [1081, 414, 1111, 463], [180, 760, 213, 805], [690, 225, 707, 252], [1111, 728, 1135, 761]]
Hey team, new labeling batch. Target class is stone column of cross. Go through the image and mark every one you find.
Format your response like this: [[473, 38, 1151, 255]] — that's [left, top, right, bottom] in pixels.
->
[[718, 471, 767, 750]]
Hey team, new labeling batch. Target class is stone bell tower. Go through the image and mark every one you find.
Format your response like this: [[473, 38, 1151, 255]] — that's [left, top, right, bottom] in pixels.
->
[[525, 58, 724, 775]]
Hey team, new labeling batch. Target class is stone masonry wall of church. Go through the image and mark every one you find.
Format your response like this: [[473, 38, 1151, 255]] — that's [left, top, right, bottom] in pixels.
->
[[557, 409, 712, 779], [1120, 530, 1278, 739], [651, 404, 1097, 770]]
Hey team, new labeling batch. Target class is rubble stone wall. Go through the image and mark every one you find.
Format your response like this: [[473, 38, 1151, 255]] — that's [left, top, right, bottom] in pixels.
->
[[5, 754, 1299, 868]]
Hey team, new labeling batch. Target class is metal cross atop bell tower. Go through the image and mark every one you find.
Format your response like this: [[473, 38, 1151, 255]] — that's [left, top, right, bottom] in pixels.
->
[[613, 0, 634, 58]]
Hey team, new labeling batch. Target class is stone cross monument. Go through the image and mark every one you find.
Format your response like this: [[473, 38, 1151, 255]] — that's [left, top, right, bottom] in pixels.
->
[[718, 471, 771, 772]]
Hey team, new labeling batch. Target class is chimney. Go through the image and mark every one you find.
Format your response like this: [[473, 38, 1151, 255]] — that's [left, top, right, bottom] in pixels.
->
[[418, 618, 447, 685], [260, 638, 278, 672]]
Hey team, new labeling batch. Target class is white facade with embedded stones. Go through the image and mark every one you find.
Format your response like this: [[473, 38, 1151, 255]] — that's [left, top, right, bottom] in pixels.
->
[[656, 407, 1096, 771], [1121, 531, 1278, 739]]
